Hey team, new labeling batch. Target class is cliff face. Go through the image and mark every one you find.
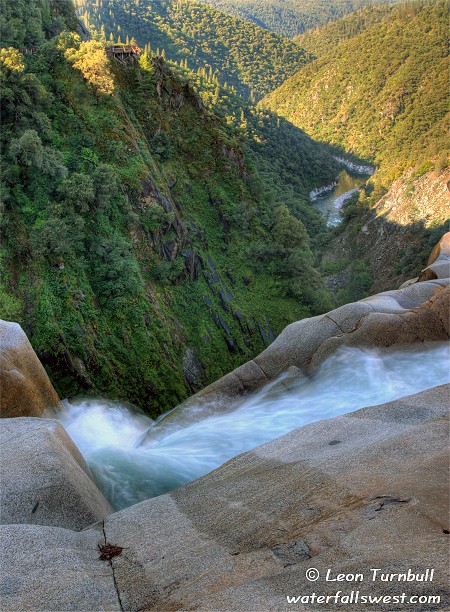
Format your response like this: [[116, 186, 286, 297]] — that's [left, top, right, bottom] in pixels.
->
[[1, 3, 330, 415], [359, 169, 450, 292], [322, 170, 450, 295]]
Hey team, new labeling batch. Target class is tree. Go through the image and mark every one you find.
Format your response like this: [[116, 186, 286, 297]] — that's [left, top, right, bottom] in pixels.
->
[[0, 47, 24, 73], [10, 129, 43, 167], [93, 163, 119, 208], [65, 40, 115, 99], [141, 202, 170, 233], [272, 204, 309, 250], [58, 173, 95, 212]]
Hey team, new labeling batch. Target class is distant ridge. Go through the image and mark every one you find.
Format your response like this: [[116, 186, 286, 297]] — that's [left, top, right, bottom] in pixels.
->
[[199, 0, 399, 38]]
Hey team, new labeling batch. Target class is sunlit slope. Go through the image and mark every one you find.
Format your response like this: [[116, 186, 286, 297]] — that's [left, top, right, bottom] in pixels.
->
[[262, 0, 449, 185], [73, 0, 309, 100]]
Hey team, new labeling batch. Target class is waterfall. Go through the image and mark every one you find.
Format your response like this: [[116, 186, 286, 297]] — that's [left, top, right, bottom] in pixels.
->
[[58, 343, 450, 510]]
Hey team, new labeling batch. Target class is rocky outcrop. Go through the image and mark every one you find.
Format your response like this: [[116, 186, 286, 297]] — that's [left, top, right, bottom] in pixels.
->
[[0, 320, 61, 418], [0, 418, 112, 530], [418, 231, 450, 281], [0, 524, 121, 611], [1, 384, 448, 610], [322, 170, 450, 293], [333, 155, 375, 175], [144, 277, 449, 440]]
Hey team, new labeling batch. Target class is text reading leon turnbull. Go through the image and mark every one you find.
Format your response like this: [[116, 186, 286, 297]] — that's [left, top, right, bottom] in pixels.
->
[[325, 569, 434, 582]]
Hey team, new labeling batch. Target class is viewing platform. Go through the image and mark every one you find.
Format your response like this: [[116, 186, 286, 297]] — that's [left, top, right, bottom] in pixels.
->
[[105, 45, 141, 63]]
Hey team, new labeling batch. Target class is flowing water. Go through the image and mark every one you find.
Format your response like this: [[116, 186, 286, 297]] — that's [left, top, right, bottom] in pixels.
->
[[59, 344, 450, 510], [313, 170, 368, 226]]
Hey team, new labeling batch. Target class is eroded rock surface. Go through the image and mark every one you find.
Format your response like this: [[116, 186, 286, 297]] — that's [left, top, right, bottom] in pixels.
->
[[0, 418, 112, 530], [0, 524, 121, 611], [418, 231, 450, 281], [1, 385, 448, 610], [0, 320, 61, 418]]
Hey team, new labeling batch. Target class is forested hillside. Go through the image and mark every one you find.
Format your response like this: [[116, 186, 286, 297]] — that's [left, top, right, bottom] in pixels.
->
[[199, 0, 397, 38], [161, 59, 340, 234], [262, 0, 449, 302], [73, 0, 309, 101], [262, 0, 449, 187], [75, 0, 342, 233], [0, 0, 335, 413], [295, 2, 396, 56]]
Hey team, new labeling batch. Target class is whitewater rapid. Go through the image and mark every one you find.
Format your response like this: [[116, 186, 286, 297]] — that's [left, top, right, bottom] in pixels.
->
[[311, 169, 368, 226], [58, 344, 450, 510]]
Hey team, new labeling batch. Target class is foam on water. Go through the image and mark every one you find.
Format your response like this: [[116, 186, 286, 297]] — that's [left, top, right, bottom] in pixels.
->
[[59, 344, 450, 510], [312, 169, 367, 226]]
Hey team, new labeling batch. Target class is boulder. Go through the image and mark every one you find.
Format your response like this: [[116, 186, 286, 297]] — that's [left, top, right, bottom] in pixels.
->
[[427, 231, 450, 266], [418, 231, 450, 281], [0, 320, 61, 418], [1, 385, 448, 610], [0, 418, 112, 530]]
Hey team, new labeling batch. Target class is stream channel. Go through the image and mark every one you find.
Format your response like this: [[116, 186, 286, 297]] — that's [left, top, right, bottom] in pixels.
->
[[58, 343, 450, 510], [311, 170, 369, 226]]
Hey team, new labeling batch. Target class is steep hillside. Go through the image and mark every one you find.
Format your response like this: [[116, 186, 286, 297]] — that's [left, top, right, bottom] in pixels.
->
[[263, 1, 449, 299], [262, 0, 449, 187], [73, 0, 309, 101], [199, 0, 397, 38], [321, 169, 449, 301], [295, 2, 397, 56], [162, 59, 340, 234], [0, 0, 334, 414], [75, 0, 342, 231]]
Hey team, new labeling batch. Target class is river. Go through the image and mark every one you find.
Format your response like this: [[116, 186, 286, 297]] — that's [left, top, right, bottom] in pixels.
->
[[311, 170, 368, 226]]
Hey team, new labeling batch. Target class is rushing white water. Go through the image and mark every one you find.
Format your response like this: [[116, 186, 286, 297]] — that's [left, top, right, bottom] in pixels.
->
[[59, 344, 450, 510]]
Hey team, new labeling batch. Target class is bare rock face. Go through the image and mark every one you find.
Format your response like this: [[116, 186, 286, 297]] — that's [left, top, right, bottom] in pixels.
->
[[1, 385, 448, 610], [418, 231, 450, 281], [323, 171, 450, 293], [0, 320, 61, 418], [0, 524, 121, 611], [0, 418, 112, 531]]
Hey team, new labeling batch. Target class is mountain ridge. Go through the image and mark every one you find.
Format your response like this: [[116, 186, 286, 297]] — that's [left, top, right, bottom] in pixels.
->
[[73, 0, 309, 101], [199, 0, 399, 38], [261, 0, 449, 187]]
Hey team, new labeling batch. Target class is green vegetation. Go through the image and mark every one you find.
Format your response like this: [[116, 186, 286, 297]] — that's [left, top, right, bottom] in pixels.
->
[[0, 0, 334, 414], [160, 57, 340, 235], [74, 0, 342, 233], [73, 0, 309, 101], [199, 0, 398, 38], [262, 0, 449, 188], [262, 1, 448, 298], [295, 3, 397, 56]]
